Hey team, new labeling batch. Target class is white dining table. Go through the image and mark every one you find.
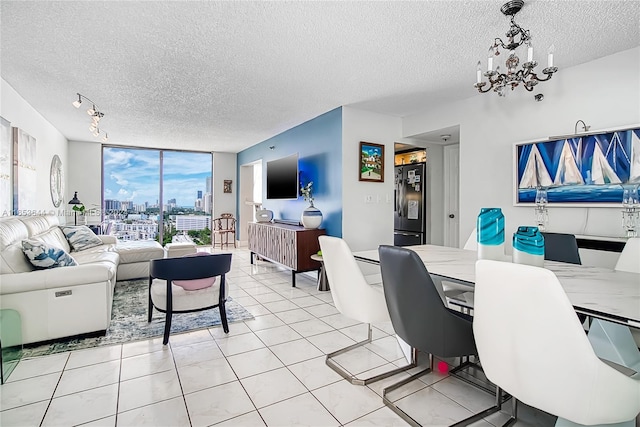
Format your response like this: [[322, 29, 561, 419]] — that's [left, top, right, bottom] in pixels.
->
[[353, 244, 640, 329]]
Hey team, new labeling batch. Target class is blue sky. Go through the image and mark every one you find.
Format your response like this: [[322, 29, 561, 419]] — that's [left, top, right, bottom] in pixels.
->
[[103, 148, 211, 207]]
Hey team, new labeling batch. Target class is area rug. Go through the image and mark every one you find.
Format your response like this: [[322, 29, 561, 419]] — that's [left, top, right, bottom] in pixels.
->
[[18, 279, 254, 358]]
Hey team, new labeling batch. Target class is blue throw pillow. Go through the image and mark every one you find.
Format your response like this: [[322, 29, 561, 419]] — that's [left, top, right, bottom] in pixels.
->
[[22, 239, 78, 269], [61, 226, 103, 252]]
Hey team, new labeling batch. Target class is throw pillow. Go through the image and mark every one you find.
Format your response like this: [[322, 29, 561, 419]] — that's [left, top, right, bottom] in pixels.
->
[[173, 252, 218, 291], [22, 239, 78, 269], [61, 226, 103, 252]]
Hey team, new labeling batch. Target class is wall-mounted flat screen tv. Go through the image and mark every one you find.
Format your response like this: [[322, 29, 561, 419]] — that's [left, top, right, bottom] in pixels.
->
[[266, 153, 299, 199]]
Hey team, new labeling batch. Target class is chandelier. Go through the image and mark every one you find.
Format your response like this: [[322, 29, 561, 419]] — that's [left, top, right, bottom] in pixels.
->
[[474, 0, 557, 97], [72, 93, 109, 142]]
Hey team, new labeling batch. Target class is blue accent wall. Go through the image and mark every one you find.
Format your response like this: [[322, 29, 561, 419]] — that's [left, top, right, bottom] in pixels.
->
[[237, 107, 342, 237]]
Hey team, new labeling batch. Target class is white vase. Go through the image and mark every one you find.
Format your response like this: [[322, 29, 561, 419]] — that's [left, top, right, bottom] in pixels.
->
[[301, 202, 322, 229]]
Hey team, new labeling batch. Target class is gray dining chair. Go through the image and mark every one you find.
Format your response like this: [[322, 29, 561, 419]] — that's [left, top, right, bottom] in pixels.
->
[[541, 232, 581, 264], [378, 245, 489, 427]]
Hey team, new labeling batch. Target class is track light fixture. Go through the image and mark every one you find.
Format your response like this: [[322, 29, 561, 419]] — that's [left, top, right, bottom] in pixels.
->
[[72, 93, 110, 141], [72, 94, 82, 108]]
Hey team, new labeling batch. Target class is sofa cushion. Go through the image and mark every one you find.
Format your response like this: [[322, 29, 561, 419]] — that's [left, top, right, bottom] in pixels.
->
[[116, 240, 164, 264], [22, 239, 78, 269], [0, 217, 33, 274], [61, 226, 103, 252], [20, 215, 60, 236], [71, 249, 120, 267], [34, 227, 71, 253]]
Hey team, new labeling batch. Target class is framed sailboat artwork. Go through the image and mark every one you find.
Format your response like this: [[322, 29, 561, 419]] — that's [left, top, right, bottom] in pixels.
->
[[514, 125, 640, 206]]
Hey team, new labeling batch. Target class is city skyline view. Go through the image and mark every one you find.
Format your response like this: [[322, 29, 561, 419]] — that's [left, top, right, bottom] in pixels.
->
[[103, 147, 212, 208]]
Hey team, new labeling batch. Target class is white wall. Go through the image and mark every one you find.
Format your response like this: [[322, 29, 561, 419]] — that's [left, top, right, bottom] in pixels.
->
[[0, 78, 70, 222], [342, 107, 402, 251], [424, 143, 445, 245], [212, 152, 238, 219], [67, 140, 102, 224], [403, 47, 640, 248]]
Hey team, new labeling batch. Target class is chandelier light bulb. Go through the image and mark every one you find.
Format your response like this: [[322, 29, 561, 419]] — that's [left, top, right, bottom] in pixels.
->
[[87, 105, 96, 116], [547, 44, 555, 67], [487, 47, 494, 72], [527, 43, 534, 62], [92, 129, 100, 137], [102, 133, 109, 142], [89, 124, 96, 132]]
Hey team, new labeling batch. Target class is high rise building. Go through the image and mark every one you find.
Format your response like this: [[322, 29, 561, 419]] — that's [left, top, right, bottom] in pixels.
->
[[203, 192, 212, 214], [197, 190, 203, 199], [176, 215, 211, 231], [104, 199, 121, 212], [206, 177, 211, 193]]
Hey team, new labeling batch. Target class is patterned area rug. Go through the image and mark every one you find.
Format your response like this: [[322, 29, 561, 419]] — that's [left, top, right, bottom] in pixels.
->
[[18, 279, 254, 358]]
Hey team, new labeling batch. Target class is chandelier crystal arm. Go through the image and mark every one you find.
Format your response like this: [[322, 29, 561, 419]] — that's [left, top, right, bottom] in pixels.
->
[[473, 0, 557, 99]]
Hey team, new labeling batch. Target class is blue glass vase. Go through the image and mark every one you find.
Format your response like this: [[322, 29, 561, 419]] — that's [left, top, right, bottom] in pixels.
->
[[513, 226, 545, 267], [477, 208, 505, 260]]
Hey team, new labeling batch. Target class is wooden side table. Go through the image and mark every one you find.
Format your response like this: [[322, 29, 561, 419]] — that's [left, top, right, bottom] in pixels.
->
[[310, 254, 330, 291]]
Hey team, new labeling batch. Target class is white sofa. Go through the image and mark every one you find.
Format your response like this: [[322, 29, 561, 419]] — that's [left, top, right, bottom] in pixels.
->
[[0, 215, 163, 344]]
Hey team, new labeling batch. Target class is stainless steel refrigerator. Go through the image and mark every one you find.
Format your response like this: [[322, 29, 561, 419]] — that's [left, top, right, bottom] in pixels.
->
[[394, 163, 426, 246]]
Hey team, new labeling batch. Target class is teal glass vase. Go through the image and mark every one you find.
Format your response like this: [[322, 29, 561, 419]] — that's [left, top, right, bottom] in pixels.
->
[[513, 226, 545, 267], [477, 208, 505, 260]]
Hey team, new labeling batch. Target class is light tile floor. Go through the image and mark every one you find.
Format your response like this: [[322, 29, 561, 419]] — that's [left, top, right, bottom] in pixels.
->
[[0, 247, 558, 427]]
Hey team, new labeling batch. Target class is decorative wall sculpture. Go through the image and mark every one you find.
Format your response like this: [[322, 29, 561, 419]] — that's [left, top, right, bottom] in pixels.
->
[[0, 117, 11, 216], [13, 127, 37, 212]]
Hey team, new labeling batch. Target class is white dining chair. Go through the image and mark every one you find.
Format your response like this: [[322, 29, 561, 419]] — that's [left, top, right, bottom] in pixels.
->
[[474, 260, 640, 427], [318, 236, 416, 385], [588, 237, 640, 372]]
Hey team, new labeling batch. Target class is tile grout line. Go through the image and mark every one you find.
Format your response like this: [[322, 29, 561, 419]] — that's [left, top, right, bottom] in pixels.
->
[[38, 352, 71, 427]]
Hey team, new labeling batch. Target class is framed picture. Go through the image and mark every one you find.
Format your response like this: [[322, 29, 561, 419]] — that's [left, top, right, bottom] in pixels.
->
[[514, 125, 640, 206], [13, 127, 37, 212], [223, 179, 232, 193], [0, 117, 11, 216], [359, 141, 385, 182]]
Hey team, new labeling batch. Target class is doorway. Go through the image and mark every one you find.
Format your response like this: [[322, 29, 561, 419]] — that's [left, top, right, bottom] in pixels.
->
[[399, 125, 460, 248], [239, 160, 262, 244]]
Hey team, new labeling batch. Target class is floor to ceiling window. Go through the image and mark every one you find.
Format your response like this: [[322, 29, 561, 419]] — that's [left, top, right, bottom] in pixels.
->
[[102, 147, 212, 245]]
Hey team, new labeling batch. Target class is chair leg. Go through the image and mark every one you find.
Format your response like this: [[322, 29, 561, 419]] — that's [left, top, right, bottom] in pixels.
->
[[449, 386, 512, 427], [162, 310, 172, 345], [219, 303, 229, 334], [326, 324, 417, 385], [0, 338, 4, 385], [163, 281, 173, 345], [147, 280, 153, 322], [381, 351, 431, 426]]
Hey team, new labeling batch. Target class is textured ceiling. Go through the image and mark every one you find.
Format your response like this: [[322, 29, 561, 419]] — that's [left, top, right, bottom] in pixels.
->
[[1, 1, 639, 152]]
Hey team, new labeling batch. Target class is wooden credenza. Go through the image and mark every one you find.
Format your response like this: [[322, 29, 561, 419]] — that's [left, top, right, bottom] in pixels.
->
[[248, 222, 326, 286]]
